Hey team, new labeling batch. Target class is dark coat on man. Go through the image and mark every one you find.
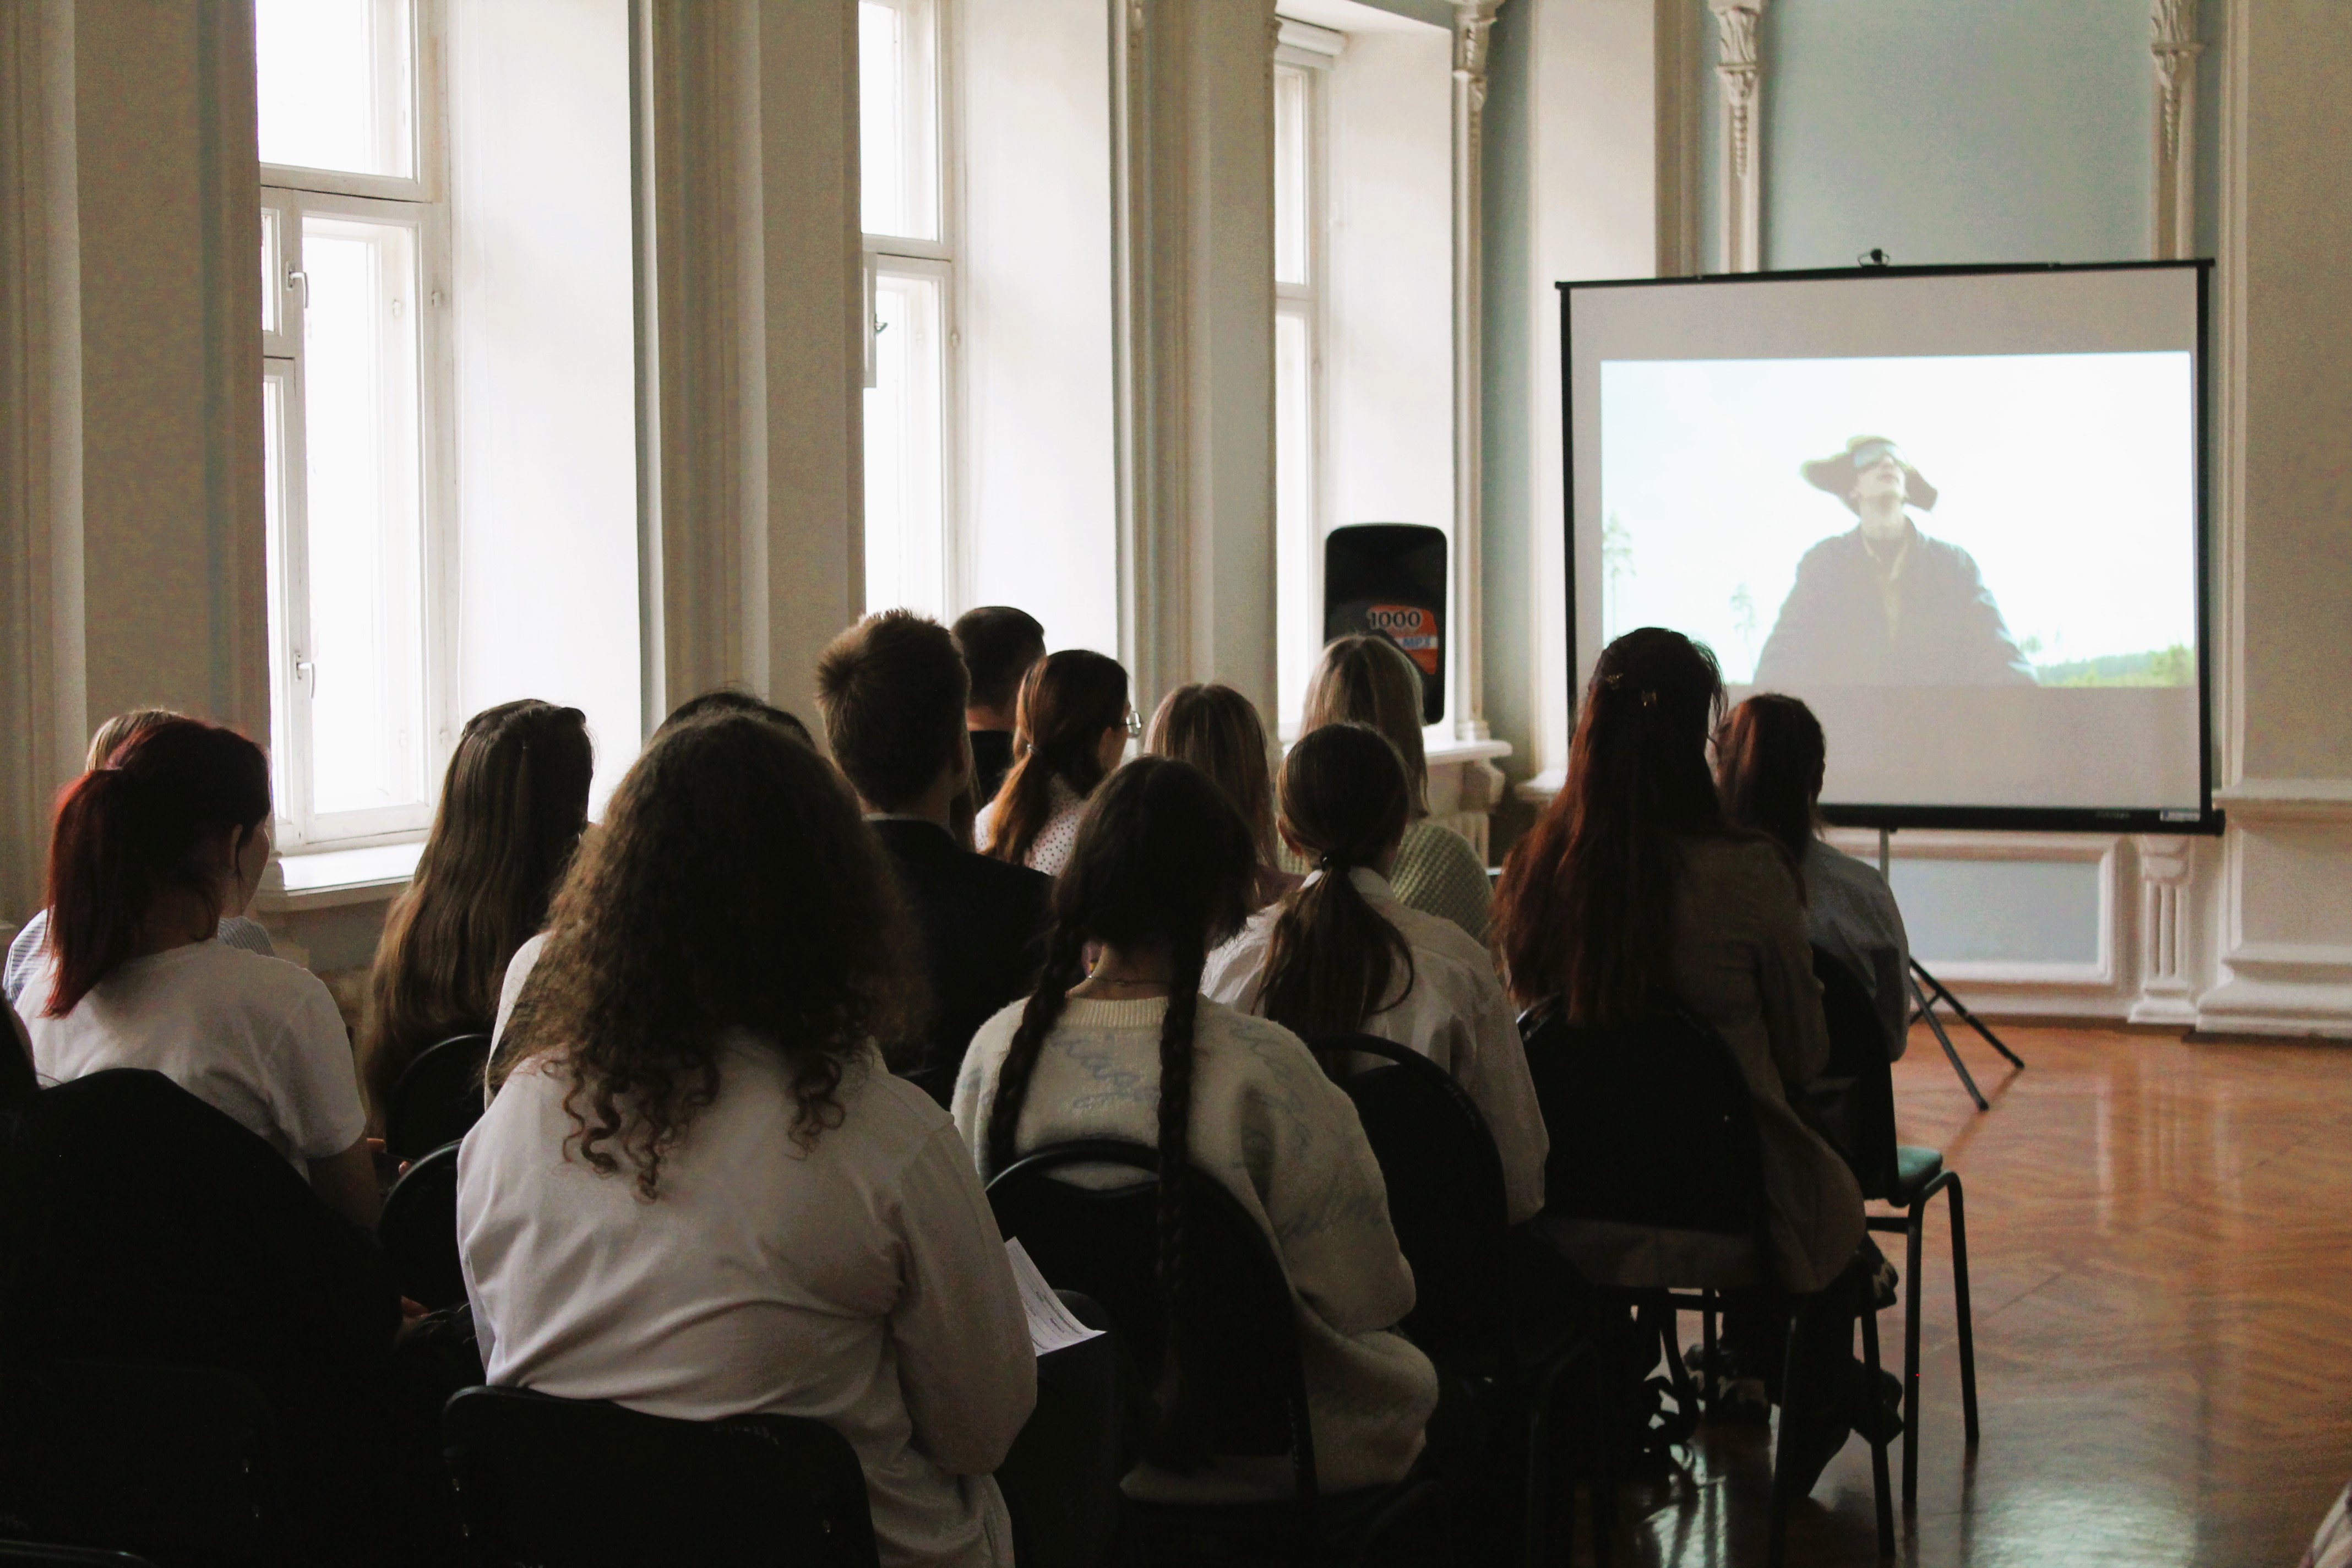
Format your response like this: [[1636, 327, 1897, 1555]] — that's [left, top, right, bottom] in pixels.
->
[[969, 729, 1016, 805], [1752, 524, 2037, 689], [870, 818, 1053, 1101]]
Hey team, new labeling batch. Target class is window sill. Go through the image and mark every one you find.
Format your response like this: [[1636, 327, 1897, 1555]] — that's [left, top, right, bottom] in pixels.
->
[[255, 840, 424, 914]]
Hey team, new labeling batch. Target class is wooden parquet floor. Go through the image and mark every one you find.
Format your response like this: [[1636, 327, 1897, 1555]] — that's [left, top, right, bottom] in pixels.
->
[[1582, 1023, 2352, 1567]]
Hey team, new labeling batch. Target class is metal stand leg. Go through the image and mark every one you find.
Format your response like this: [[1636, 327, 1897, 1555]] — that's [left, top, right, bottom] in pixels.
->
[[1912, 958, 2026, 1069], [1911, 973, 1989, 1111]]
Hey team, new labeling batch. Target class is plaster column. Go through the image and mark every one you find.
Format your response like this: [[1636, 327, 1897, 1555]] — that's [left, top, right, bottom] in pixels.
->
[[1708, 0, 1767, 273], [1109, 0, 1277, 714], [635, 0, 865, 733], [0, 0, 263, 918], [2150, 0, 2204, 261], [2130, 835, 2200, 1023], [1450, 1, 1501, 743]]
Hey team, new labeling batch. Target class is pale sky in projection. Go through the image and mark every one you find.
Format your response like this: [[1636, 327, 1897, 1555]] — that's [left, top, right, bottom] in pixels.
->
[[1598, 352, 2199, 684]]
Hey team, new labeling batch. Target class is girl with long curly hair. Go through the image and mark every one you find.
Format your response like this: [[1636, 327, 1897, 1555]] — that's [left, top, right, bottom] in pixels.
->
[[1202, 723, 1548, 1223], [459, 711, 1038, 1568], [976, 649, 1131, 875], [953, 756, 1439, 1495]]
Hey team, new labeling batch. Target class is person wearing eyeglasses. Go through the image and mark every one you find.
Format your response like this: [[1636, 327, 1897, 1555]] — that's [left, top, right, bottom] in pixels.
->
[[976, 649, 1136, 878], [1752, 435, 2036, 689]]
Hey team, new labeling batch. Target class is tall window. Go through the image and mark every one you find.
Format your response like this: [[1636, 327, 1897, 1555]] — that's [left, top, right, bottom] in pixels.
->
[[257, 0, 446, 849], [861, 0, 955, 620], [1272, 43, 1330, 729]]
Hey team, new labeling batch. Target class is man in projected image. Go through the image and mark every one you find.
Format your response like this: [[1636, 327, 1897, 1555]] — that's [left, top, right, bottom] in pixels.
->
[[1752, 435, 2037, 688]]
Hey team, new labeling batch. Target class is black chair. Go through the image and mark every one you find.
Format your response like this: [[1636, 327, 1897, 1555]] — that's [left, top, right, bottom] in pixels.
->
[[1520, 1004, 1896, 1566], [986, 1139, 1444, 1566], [0, 1360, 290, 1568], [1314, 1034, 1592, 1568], [379, 1142, 466, 1310], [0, 1545, 159, 1566], [442, 1385, 877, 1568], [385, 1032, 492, 1163], [1811, 948, 1980, 1515]]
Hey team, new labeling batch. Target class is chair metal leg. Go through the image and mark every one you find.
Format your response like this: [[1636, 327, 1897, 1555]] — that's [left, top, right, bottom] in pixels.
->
[[1701, 1293, 1719, 1415], [1766, 1305, 1810, 1568], [1858, 1293, 1896, 1558], [1903, 1206, 1926, 1512], [1946, 1174, 1980, 1445]]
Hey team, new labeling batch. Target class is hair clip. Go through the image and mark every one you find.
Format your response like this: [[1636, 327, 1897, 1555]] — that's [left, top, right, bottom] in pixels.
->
[[1641, 690, 1659, 707]]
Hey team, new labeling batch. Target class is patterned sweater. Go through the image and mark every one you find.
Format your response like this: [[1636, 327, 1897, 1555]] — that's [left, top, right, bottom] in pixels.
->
[[953, 994, 1439, 1498]]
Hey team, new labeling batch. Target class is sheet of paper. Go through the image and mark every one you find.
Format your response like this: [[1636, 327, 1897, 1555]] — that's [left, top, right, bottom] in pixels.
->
[[1004, 1237, 1106, 1357]]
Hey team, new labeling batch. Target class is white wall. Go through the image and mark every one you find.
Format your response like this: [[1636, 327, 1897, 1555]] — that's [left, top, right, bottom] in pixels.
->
[[958, 0, 1119, 658], [1325, 23, 1454, 705], [447, 0, 641, 809]]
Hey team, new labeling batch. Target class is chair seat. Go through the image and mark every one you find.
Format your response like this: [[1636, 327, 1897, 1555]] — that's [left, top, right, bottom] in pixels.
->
[[1526, 1213, 1765, 1292], [1892, 1146, 1945, 1204]]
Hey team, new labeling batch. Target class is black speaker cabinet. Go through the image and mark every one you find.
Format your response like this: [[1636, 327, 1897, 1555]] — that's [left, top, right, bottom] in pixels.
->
[[1323, 523, 1446, 726]]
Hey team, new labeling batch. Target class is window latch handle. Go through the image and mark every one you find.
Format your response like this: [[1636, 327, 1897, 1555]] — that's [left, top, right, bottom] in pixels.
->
[[286, 268, 309, 310], [294, 657, 317, 698]]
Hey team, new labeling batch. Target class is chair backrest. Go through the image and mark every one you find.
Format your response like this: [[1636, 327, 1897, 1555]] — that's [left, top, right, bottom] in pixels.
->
[[1518, 1004, 1764, 1237], [1809, 947, 1899, 1199], [443, 1386, 878, 1568], [378, 1142, 465, 1310], [984, 1140, 1318, 1498], [0, 1359, 288, 1568], [385, 1032, 492, 1163], [1313, 1034, 1512, 1378]]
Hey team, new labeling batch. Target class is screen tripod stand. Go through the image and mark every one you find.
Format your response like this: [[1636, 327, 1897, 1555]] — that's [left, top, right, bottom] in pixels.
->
[[1879, 829, 2027, 1112]]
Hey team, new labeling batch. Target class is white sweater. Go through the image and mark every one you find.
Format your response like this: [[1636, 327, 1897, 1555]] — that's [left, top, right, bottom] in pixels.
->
[[1202, 867, 1548, 1224], [954, 993, 1438, 1499]]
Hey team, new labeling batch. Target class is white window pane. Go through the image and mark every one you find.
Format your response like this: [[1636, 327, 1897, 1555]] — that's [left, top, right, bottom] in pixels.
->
[[1275, 309, 1316, 723], [257, 0, 416, 178], [1274, 66, 1310, 287], [260, 210, 280, 335], [301, 213, 428, 817], [859, 0, 938, 242], [863, 271, 948, 619], [262, 369, 295, 785]]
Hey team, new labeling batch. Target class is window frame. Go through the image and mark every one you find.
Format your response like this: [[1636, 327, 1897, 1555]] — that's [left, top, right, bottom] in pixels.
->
[[859, 0, 963, 618], [258, 0, 456, 853], [1272, 39, 1333, 734]]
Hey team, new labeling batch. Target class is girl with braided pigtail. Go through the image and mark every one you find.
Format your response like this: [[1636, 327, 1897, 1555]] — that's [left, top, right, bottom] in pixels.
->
[[1205, 725, 1551, 1226], [956, 757, 1446, 1498]]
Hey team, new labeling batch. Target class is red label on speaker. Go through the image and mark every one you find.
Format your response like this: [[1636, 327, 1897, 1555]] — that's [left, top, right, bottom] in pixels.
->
[[1367, 604, 1441, 676]]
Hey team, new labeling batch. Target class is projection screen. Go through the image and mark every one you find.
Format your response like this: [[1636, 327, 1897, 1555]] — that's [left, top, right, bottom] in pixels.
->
[[1561, 262, 2216, 832]]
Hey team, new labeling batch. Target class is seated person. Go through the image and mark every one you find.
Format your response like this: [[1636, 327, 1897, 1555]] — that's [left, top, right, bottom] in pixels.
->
[[1300, 636, 1491, 942], [816, 612, 1052, 1095], [1717, 692, 1912, 1059], [956, 758, 1439, 1499], [1144, 683, 1300, 911], [4, 708, 274, 1006], [462, 711, 1037, 1568], [14, 718, 376, 1230], [359, 700, 592, 1125], [953, 607, 1047, 805], [1204, 722, 1546, 1223], [976, 650, 1133, 878], [1491, 628, 1880, 1496]]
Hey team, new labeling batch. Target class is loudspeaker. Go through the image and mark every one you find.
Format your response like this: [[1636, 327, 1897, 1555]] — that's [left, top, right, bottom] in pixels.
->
[[1323, 524, 1446, 726]]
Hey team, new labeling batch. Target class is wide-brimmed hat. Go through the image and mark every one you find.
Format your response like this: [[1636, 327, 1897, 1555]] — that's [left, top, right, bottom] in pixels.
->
[[1802, 435, 1938, 514]]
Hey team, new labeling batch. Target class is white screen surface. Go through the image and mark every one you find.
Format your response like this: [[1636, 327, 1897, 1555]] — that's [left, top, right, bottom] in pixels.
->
[[1566, 266, 2207, 821]]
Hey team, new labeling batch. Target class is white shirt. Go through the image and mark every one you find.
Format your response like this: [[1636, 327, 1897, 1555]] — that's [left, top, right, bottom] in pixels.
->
[[1202, 867, 1549, 1225], [491, 930, 547, 1048], [15, 941, 365, 1167], [5, 909, 273, 1008], [460, 1035, 1036, 1568], [1803, 839, 1912, 1061]]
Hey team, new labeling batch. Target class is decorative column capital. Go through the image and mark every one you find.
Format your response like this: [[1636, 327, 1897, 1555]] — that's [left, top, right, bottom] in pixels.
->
[[1453, 0, 1505, 94], [1708, 0, 1769, 271], [2149, 0, 2203, 258]]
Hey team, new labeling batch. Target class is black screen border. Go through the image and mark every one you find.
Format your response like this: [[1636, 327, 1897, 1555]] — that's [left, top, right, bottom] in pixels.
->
[[1556, 259, 2223, 837]]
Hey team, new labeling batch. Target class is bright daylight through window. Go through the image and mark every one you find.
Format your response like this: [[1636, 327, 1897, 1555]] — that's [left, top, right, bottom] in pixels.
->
[[1273, 54, 1324, 728], [860, 0, 952, 622], [257, 0, 439, 850]]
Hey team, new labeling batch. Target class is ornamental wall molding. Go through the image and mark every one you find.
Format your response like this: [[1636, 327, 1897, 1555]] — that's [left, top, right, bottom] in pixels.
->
[[1451, 0, 1504, 740], [1708, 0, 1768, 272], [2151, 0, 2204, 258]]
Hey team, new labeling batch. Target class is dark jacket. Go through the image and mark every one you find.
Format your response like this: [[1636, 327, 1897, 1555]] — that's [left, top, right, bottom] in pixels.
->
[[870, 818, 1053, 1097], [1752, 524, 2035, 689], [970, 729, 1017, 807]]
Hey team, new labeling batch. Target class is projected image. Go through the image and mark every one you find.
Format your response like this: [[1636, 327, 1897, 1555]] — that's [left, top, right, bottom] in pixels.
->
[[1599, 353, 2199, 690]]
